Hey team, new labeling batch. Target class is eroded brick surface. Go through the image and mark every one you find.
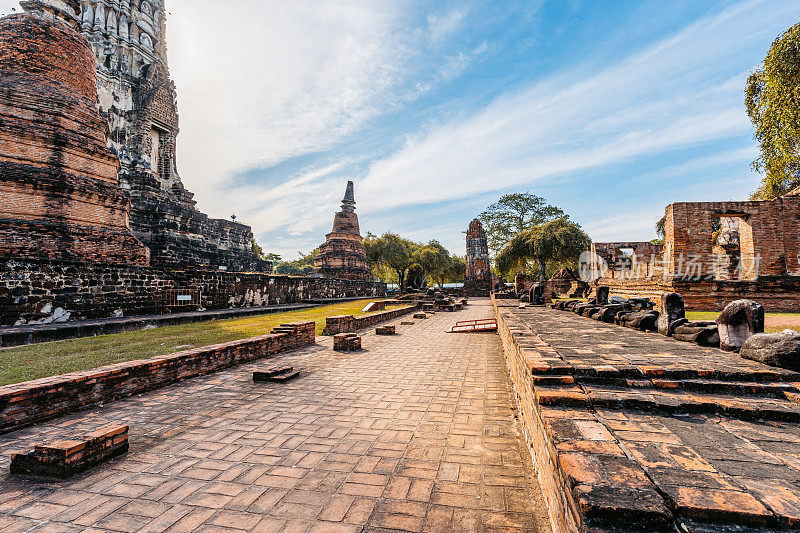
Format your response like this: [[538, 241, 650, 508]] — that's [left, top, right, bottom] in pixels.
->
[[496, 298, 800, 531], [0, 299, 550, 532]]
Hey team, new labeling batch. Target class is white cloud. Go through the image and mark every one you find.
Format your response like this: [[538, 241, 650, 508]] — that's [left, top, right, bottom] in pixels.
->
[[167, 0, 416, 200], [356, 0, 795, 217]]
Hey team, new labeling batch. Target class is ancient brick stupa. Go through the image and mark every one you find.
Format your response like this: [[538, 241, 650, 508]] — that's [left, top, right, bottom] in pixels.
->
[[0, 5, 150, 265], [314, 181, 372, 281], [463, 219, 492, 296]]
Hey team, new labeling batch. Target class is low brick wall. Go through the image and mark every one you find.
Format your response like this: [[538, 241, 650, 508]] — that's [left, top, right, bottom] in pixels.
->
[[597, 276, 800, 312], [0, 321, 315, 434], [322, 305, 419, 335], [0, 258, 386, 326], [495, 305, 582, 532]]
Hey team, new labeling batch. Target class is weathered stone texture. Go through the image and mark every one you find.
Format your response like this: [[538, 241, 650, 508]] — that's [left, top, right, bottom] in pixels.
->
[[10, 424, 128, 478], [0, 258, 385, 326], [0, 12, 150, 266], [15, 0, 268, 271], [464, 218, 492, 296], [315, 181, 372, 281]]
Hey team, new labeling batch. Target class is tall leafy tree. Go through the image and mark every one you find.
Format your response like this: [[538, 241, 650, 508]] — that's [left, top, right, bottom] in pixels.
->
[[746, 22, 800, 199], [364, 233, 416, 291], [443, 256, 467, 287], [496, 218, 590, 281], [412, 241, 451, 286], [479, 193, 566, 256], [274, 248, 319, 275]]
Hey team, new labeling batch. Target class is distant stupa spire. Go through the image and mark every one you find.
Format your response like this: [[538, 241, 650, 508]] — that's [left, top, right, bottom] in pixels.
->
[[341, 180, 356, 213]]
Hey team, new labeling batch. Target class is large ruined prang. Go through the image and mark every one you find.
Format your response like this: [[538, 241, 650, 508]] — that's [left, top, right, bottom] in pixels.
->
[[18, 0, 268, 272], [0, 7, 150, 266], [463, 218, 492, 296]]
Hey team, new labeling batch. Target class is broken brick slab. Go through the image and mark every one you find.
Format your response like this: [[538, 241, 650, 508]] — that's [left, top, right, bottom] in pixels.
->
[[10, 424, 128, 479], [494, 299, 800, 532], [253, 366, 300, 383], [376, 325, 396, 335], [333, 333, 361, 352]]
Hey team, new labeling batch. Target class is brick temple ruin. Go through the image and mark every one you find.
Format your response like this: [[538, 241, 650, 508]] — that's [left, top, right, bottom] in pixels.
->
[[463, 218, 492, 296], [54, 0, 266, 271], [314, 181, 372, 281], [0, 4, 150, 267], [589, 190, 800, 311], [0, 4, 385, 326]]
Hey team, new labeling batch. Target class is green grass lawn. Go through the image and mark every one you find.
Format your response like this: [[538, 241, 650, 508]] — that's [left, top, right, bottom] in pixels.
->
[[686, 311, 800, 334], [0, 299, 403, 386]]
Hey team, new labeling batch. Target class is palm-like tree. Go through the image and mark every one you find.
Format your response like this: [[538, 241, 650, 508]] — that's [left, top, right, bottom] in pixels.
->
[[496, 218, 590, 281]]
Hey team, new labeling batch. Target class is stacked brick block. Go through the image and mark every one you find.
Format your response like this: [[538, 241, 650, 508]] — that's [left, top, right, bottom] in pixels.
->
[[0, 12, 149, 266], [333, 333, 361, 351], [10, 424, 128, 478], [0, 321, 315, 434]]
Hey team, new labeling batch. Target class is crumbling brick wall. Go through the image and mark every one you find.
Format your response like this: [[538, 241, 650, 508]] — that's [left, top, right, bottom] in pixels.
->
[[665, 198, 800, 279], [0, 258, 386, 326]]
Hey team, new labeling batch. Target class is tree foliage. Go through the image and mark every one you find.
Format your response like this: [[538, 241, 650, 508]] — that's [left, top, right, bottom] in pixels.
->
[[365, 233, 415, 290], [496, 218, 590, 281], [274, 249, 318, 275], [365, 234, 465, 291], [479, 193, 566, 256], [746, 21, 800, 199]]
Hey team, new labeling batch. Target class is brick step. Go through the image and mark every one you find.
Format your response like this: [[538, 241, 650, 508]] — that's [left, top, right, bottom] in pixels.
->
[[526, 358, 797, 384], [535, 384, 800, 422], [253, 366, 300, 383], [564, 376, 796, 397]]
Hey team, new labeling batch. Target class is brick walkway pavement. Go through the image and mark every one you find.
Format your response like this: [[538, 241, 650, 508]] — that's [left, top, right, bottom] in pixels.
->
[[0, 299, 550, 532]]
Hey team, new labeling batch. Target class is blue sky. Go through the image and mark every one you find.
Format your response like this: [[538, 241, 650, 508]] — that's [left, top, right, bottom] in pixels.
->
[[3, 0, 798, 259]]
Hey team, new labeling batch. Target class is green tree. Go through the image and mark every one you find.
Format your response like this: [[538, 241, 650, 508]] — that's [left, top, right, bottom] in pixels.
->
[[412, 241, 451, 287], [364, 233, 417, 291], [364, 233, 391, 281], [496, 218, 590, 281], [440, 256, 466, 287], [479, 192, 566, 257], [746, 21, 800, 199], [274, 249, 318, 275]]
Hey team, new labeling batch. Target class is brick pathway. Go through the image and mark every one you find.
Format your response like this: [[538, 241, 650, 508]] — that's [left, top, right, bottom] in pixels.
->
[[0, 299, 550, 532]]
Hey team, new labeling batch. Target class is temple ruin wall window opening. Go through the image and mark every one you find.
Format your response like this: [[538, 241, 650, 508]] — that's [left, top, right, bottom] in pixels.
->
[[149, 126, 160, 175]]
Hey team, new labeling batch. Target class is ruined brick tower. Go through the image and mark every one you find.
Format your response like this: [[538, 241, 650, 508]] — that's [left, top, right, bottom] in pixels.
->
[[315, 181, 372, 281], [463, 219, 492, 296], [0, 4, 150, 265], [18, 0, 268, 271]]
